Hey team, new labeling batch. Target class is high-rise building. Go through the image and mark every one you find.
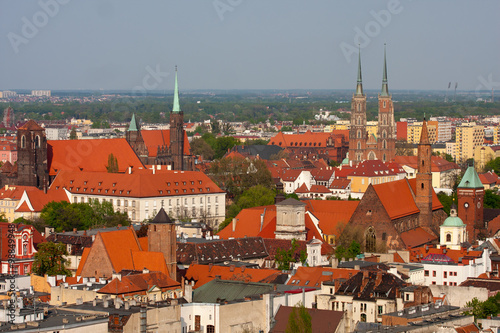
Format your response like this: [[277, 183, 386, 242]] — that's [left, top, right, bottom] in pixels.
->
[[3, 106, 14, 128], [31, 90, 51, 97], [454, 122, 484, 163]]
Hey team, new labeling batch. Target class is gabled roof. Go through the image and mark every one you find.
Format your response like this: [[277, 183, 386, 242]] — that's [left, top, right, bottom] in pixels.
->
[[310, 168, 335, 181], [15, 188, 70, 213], [47, 138, 145, 175], [372, 179, 419, 220], [50, 169, 224, 198], [458, 165, 484, 189], [304, 200, 358, 238], [98, 271, 179, 295], [308, 185, 331, 194], [394, 156, 459, 173], [336, 270, 407, 301], [349, 160, 397, 177], [479, 171, 500, 185], [329, 179, 351, 189], [18, 120, 44, 131], [409, 246, 483, 263], [99, 229, 142, 273], [184, 264, 281, 289], [286, 266, 358, 288], [295, 183, 309, 194]]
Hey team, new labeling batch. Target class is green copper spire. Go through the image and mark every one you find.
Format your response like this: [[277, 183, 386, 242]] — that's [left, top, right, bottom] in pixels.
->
[[128, 113, 138, 131], [355, 47, 364, 96], [172, 66, 181, 113], [381, 44, 389, 97]]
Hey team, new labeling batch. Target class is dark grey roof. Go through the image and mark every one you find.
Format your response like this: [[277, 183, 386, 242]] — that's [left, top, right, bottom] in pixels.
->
[[234, 145, 283, 160], [151, 208, 172, 224], [275, 198, 306, 206]]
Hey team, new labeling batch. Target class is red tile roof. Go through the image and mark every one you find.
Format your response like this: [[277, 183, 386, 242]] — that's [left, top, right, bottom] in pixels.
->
[[141, 129, 191, 157], [479, 171, 500, 185], [15, 188, 69, 213], [47, 138, 145, 175], [349, 160, 397, 177], [329, 179, 351, 189], [295, 183, 309, 194], [372, 179, 419, 219], [50, 169, 224, 198], [184, 264, 281, 289], [309, 185, 331, 194], [18, 120, 44, 131], [304, 200, 358, 238], [268, 130, 348, 148], [98, 271, 180, 295], [399, 227, 438, 249], [286, 266, 358, 288], [409, 246, 483, 263]]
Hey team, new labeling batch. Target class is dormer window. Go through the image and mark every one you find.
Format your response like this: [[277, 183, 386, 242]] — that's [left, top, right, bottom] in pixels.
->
[[112, 183, 116, 187], [84, 181, 87, 185], [167, 182, 171, 186], [70, 180, 74, 184], [183, 181, 186, 185], [175, 182, 179, 186], [98, 182, 102, 186]]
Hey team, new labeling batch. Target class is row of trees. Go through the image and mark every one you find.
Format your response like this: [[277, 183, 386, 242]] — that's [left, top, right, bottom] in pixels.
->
[[22, 199, 130, 233]]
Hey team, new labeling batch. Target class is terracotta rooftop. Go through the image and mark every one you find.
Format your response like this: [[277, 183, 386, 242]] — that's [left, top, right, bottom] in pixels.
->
[[50, 169, 224, 198], [141, 129, 191, 158], [286, 266, 359, 288], [98, 271, 179, 295]]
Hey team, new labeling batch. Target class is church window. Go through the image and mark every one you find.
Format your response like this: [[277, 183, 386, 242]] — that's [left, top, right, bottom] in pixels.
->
[[383, 154, 386, 162], [357, 130, 361, 139], [421, 183, 424, 189], [383, 101, 386, 108], [357, 141, 361, 150], [365, 227, 376, 252], [358, 104, 361, 112], [383, 130, 387, 138], [446, 233, 451, 242], [383, 140, 387, 149], [35, 135, 40, 148], [21, 135, 26, 148], [357, 117, 361, 125], [422, 160, 425, 167]]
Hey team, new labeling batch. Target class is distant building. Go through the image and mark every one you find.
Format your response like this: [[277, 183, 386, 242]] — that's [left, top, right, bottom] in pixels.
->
[[454, 122, 484, 163], [31, 90, 51, 97], [2, 106, 14, 128]]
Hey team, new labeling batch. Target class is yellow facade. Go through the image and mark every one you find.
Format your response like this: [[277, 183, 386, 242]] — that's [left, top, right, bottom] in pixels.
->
[[348, 174, 398, 194], [455, 122, 484, 163], [494, 127, 500, 145], [407, 121, 437, 144], [474, 146, 496, 171]]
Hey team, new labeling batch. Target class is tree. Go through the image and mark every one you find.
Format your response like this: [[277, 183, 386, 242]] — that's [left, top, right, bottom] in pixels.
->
[[32, 242, 72, 276], [286, 303, 312, 333], [485, 157, 500, 175], [485, 189, 500, 209], [106, 153, 119, 173], [437, 191, 456, 215], [275, 239, 306, 270], [190, 138, 215, 160], [464, 294, 500, 321], [69, 128, 77, 140]]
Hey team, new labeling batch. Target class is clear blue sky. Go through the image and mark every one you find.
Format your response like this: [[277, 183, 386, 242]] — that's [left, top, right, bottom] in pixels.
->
[[1, 0, 499, 91]]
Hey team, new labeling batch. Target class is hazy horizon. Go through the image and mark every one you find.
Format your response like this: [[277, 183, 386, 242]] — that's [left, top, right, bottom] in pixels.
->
[[1, 1, 499, 92]]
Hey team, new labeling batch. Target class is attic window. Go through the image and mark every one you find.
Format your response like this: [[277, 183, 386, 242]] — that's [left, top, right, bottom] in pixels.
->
[[167, 190, 170, 194], [70, 180, 74, 184], [183, 189, 186, 193], [191, 189, 195, 193], [167, 182, 171, 186], [206, 188, 210, 192], [159, 190, 163, 194], [183, 181, 186, 185], [98, 189, 101, 193], [90, 188, 94, 193], [105, 190, 108, 193], [127, 191, 130, 194], [98, 182, 102, 186], [84, 181, 87, 185], [175, 189, 179, 193], [112, 183, 116, 187], [199, 180, 202, 185], [55, 186, 59, 190], [120, 190, 123, 194], [83, 188, 87, 192], [366, 210, 372, 216], [199, 189, 203, 192], [112, 190, 116, 194], [191, 181, 194, 185], [175, 182, 179, 186]]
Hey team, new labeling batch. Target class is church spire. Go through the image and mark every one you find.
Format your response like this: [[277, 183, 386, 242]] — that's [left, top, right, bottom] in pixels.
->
[[172, 66, 181, 113], [128, 113, 138, 131], [381, 44, 389, 97], [420, 118, 430, 145], [355, 47, 364, 96]]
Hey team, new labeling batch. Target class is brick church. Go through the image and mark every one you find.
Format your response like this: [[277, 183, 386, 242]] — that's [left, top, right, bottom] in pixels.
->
[[126, 67, 196, 170], [0, 68, 195, 191], [349, 46, 396, 164], [346, 119, 448, 251]]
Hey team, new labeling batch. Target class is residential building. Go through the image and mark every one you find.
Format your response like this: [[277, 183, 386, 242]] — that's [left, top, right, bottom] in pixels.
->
[[407, 121, 438, 144], [394, 155, 460, 189], [454, 122, 484, 162], [347, 160, 399, 195], [31, 90, 51, 97]]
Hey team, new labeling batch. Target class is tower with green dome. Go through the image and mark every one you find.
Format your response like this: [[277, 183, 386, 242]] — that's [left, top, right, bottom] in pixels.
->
[[457, 164, 484, 241]]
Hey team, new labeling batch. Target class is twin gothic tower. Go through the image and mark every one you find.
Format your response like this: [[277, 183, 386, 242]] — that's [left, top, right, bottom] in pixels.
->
[[348, 46, 396, 164]]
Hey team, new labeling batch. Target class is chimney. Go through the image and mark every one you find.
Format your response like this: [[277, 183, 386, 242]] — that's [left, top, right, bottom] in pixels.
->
[[142, 268, 149, 274], [232, 218, 237, 232], [128, 166, 132, 174]]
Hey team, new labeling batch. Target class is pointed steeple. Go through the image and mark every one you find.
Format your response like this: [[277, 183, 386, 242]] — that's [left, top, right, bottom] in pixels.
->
[[172, 66, 181, 113], [355, 47, 364, 96], [419, 118, 430, 145], [381, 44, 389, 97], [128, 113, 138, 131]]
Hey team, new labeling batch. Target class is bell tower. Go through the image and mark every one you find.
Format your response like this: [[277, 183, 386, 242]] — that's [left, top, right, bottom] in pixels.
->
[[349, 49, 367, 164], [457, 165, 484, 240], [169, 66, 185, 171], [16, 120, 48, 190], [415, 119, 433, 229], [377, 45, 395, 162], [148, 208, 177, 280]]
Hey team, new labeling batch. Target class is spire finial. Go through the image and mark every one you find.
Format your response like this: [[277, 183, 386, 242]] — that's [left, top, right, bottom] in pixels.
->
[[172, 66, 181, 113], [355, 45, 364, 96], [381, 44, 389, 97]]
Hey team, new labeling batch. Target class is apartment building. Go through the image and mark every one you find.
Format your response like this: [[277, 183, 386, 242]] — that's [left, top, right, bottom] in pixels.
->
[[454, 122, 484, 162]]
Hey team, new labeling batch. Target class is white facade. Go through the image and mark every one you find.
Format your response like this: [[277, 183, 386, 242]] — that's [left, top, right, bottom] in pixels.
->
[[422, 250, 491, 286], [64, 189, 226, 226], [282, 170, 313, 194], [31, 90, 51, 97], [45, 127, 68, 141]]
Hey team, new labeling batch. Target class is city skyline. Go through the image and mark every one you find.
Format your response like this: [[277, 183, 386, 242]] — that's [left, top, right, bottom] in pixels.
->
[[1, 0, 499, 92]]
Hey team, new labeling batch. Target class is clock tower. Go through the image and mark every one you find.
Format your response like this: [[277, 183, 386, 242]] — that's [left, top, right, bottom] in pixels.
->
[[457, 165, 484, 240]]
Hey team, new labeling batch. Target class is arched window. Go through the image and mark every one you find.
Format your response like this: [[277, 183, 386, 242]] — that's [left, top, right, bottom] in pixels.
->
[[358, 104, 361, 112], [365, 227, 376, 252], [368, 151, 376, 160], [383, 130, 387, 138], [357, 130, 361, 139], [357, 117, 361, 125], [383, 153, 386, 162], [383, 101, 386, 108], [357, 141, 361, 150], [35, 135, 40, 148], [383, 140, 387, 149], [360, 313, 367, 322], [446, 233, 451, 242], [21, 135, 26, 149], [421, 183, 424, 189]]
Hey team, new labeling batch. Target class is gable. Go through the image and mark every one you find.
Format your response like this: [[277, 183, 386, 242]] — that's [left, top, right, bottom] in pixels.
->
[[79, 234, 114, 278], [373, 179, 419, 219]]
